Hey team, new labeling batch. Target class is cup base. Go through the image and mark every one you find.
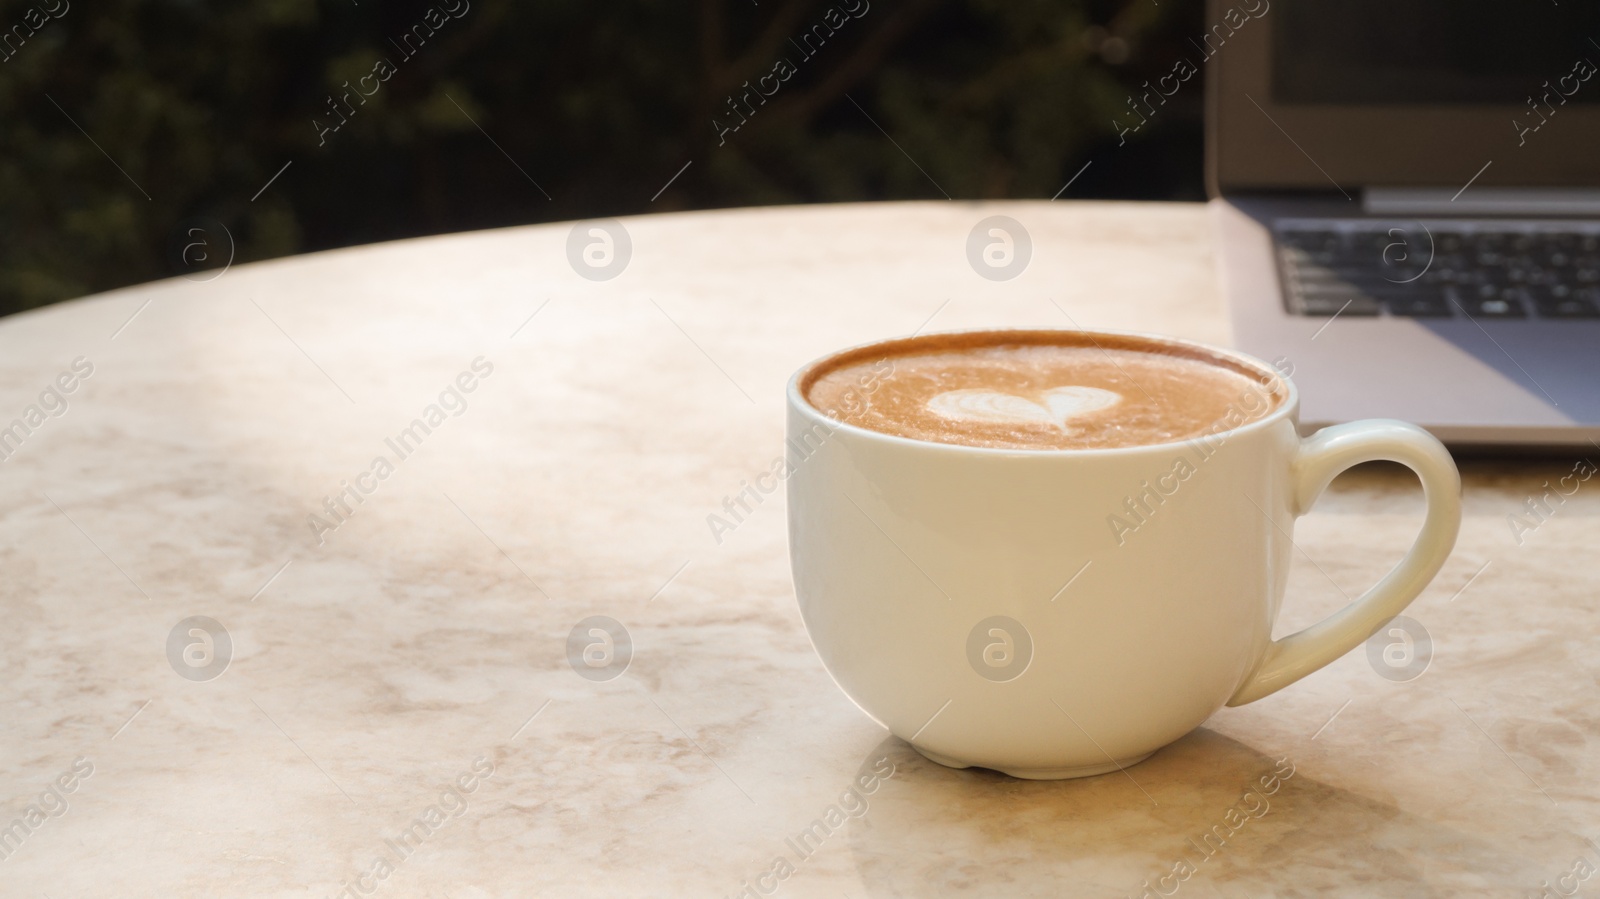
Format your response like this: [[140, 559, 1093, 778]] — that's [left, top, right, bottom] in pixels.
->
[[912, 744, 1156, 781]]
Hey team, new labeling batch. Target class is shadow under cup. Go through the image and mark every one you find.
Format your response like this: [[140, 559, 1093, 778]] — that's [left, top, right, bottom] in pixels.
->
[[784, 328, 1458, 780]]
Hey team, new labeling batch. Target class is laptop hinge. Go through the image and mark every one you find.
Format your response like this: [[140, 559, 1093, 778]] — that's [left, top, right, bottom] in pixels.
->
[[1364, 187, 1600, 216]]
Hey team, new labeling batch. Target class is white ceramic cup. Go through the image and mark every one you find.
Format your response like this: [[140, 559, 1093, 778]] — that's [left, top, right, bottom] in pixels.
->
[[786, 329, 1461, 780]]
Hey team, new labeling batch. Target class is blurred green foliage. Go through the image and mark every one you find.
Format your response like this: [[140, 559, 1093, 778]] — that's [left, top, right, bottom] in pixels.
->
[[0, 0, 1202, 314]]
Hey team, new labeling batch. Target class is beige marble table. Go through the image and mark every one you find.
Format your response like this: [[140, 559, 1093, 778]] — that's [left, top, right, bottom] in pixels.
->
[[2, 201, 1597, 898]]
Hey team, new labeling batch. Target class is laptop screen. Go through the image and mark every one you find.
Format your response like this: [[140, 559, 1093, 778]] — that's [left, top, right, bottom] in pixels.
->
[[1209, 0, 1600, 190], [1274, 1, 1600, 106]]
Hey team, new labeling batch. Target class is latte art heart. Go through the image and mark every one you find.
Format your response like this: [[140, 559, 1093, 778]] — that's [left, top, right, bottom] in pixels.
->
[[926, 386, 1122, 431]]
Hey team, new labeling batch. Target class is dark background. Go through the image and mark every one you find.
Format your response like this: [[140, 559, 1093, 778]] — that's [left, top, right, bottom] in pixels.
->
[[0, 0, 1206, 317]]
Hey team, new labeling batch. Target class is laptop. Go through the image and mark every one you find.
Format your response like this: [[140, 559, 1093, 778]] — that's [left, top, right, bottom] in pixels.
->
[[1207, 0, 1600, 449]]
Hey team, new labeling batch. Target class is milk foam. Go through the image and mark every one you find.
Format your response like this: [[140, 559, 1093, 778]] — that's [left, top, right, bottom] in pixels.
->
[[805, 336, 1282, 451]]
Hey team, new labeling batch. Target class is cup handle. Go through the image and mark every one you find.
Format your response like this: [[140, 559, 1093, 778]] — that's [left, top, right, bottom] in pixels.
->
[[1226, 420, 1462, 707]]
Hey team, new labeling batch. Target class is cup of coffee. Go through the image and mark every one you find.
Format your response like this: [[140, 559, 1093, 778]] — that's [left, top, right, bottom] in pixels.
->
[[785, 329, 1460, 780]]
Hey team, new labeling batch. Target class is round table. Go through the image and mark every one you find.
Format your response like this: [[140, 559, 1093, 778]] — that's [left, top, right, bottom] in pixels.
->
[[1, 201, 1592, 897]]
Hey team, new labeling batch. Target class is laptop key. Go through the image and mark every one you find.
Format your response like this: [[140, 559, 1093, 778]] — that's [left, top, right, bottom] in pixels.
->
[[1386, 299, 1453, 317], [1376, 264, 1425, 284], [1461, 297, 1528, 318], [1278, 229, 1342, 250], [1449, 286, 1528, 318], [1535, 299, 1600, 318], [1423, 266, 1488, 287], [1295, 267, 1403, 291], [1296, 293, 1382, 316], [1281, 247, 1338, 267], [1383, 288, 1453, 317], [1528, 285, 1600, 318]]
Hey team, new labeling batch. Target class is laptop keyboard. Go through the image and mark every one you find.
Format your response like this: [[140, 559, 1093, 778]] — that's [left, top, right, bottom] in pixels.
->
[[1275, 221, 1600, 319]]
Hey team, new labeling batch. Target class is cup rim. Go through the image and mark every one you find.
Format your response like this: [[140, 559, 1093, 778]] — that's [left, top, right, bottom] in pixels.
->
[[786, 327, 1301, 457]]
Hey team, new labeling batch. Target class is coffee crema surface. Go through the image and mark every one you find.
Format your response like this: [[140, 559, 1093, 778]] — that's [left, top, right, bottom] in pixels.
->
[[804, 334, 1284, 450]]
